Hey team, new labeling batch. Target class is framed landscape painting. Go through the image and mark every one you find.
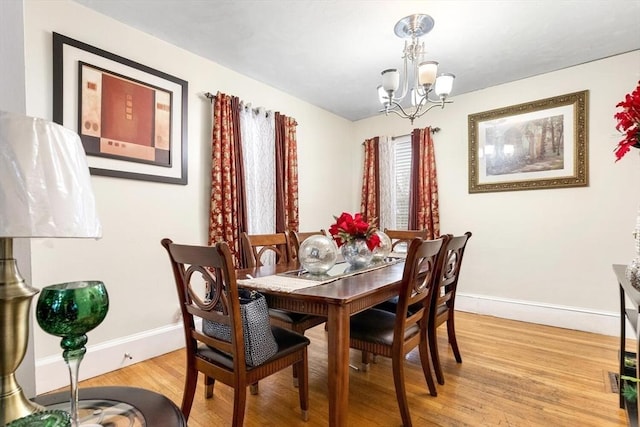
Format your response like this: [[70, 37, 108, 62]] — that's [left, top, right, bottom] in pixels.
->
[[53, 32, 188, 184], [468, 90, 588, 193]]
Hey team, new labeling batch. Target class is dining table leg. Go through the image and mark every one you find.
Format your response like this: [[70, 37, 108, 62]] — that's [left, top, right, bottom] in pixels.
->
[[327, 303, 350, 427]]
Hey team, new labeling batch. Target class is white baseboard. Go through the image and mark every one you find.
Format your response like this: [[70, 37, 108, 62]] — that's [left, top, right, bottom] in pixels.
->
[[35, 295, 622, 394], [35, 322, 186, 395], [455, 292, 621, 337]]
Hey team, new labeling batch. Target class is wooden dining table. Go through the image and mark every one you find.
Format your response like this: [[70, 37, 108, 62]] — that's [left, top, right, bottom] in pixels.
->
[[237, 260, 406, 427]]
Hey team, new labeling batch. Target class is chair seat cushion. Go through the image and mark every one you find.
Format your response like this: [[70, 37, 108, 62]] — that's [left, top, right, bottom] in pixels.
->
[[268, 308, 321, 325], [435, 303, 447, 316], [350, 308, 419, 346], [374, 297, 421, 316], [374, 296, 400, 313], [198, 325, 310, 369]]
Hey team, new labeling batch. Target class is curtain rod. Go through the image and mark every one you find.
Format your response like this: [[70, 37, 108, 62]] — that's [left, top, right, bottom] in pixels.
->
[[391, 127, 440, 140], [204, 92, 271, 117]]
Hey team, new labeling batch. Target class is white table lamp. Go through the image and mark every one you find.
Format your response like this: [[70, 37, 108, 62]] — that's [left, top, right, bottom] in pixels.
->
[[0, 110, 102, 424]]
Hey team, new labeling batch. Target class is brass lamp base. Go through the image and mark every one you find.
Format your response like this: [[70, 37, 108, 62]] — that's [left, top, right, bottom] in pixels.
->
[[1, 375, 43, 424], [1, 238, 44, 424]]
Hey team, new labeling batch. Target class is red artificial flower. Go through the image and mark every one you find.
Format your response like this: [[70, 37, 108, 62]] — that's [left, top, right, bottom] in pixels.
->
[[614, 81, 640, 161], [328, 212, 381, 250], [365, 232, 381, 251]]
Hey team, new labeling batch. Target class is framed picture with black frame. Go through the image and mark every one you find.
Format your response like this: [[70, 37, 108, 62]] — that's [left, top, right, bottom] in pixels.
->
[[468, 90, 588, 193], [53, 32, 188, 185]]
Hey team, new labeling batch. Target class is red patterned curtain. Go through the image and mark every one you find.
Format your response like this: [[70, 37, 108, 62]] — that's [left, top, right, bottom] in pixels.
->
[[275, 113, 299, 233], [360, 137, 380, 223], [408, 127, 440, 238], [209, 92, 246, 267]]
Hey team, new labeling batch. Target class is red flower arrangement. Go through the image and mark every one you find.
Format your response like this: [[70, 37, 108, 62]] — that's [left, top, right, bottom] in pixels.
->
[[328, 212, 381, 251], [614, 81, 640, 161]]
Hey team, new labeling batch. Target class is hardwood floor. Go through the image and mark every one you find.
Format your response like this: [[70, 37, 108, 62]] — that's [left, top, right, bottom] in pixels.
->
[[74, 312, 629, 426]]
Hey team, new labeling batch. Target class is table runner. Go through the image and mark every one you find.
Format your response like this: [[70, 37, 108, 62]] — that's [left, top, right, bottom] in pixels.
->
[[238, 259, 403, 293]]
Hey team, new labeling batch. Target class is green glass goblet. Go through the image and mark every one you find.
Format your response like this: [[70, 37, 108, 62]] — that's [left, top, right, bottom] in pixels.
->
[[36, 281, 109, 427]]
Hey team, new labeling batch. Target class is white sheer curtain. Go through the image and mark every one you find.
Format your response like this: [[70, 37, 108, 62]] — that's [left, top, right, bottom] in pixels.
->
[[378, 136, 396, 230], [240, 104, 276, 236]]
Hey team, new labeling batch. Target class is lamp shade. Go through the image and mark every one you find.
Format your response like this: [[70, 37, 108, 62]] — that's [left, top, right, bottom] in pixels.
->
[[435, 73, 455, 98], [0, 111, 102, 238], [418, 61, 438, 86], [377, 85, 388, 105], [381, 69, 400, 92]]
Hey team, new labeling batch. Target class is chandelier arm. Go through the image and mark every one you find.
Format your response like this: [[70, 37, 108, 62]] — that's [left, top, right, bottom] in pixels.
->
[[388, 100, 414, 119], [415, 85, 428, 98], [424, 93, 454, 104], [412, 101, 449, 121], [393, 55, 410, 101], [384, 108, 411, 120]]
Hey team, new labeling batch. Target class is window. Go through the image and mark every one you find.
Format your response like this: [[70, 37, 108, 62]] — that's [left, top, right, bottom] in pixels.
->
[[393, 136, 411, 230]]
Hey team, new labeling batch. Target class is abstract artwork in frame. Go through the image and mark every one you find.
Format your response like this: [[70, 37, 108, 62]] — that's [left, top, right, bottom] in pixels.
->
[[53, 32, 188, 184], [468, 90, 588, 193]]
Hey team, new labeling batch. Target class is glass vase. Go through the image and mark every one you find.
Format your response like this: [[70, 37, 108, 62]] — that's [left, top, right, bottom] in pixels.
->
[[36, 281, 109, 427], [627, 206, 640, 290], [341, 238, 373, 269], [371, 231, 392, 263]]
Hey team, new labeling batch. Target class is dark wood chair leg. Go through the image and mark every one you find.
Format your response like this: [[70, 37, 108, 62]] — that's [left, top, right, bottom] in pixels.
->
[[249, 382, 259, 395], [392, 354, 412, 427], [232, 387, 247, 427], [361, 350, 372, 372], [181, 364, 198, 420], [297, 354, 310, 421], [204, 375, 215, 399], [429, 325, 445, 385], [292, 325, 303, 387], [418, 331, 438, 396], [447, 314, 462, 363]]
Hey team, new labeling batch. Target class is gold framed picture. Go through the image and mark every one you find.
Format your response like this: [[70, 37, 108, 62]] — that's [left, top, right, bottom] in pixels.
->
[[468, 90, 588, 193], [53, 32, 188, 185]]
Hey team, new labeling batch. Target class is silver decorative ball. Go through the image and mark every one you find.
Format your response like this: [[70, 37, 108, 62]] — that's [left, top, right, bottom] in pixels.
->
[[299, 235, 338, 274], [372, 230, 392, 261]]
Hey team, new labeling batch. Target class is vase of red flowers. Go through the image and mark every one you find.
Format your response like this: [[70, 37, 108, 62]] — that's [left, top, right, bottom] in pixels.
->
[[627, 210, 640, 290], [329, 212, 381, 269], [614, 81, 640, 161], [615, 81, 640, 289], [340, 238, 374, 269]]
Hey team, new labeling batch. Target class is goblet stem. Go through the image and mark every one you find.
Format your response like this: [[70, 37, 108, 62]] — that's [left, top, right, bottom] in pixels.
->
[[63, 344, 87, 427]]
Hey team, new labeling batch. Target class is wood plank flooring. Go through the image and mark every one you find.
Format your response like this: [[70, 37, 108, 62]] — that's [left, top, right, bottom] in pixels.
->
[[72, 312, 629, 426]]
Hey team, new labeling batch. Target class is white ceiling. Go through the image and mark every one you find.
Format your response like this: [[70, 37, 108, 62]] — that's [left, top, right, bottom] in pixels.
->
[[72, 0, 640, 122]]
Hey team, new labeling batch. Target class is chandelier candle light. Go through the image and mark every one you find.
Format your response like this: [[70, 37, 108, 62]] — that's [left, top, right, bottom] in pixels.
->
[[378, 14, 455, 124]]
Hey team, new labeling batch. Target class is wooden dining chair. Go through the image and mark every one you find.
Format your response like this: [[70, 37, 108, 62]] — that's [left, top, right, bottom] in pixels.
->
[[428, 231, 472, 386], [240, 232, 326, 385], [374, 228, 430, 313], [161, 238, 310, 425], [384, 228, 429, 253], [288, 229, 326, 261], [348, 236, 449, 426], [240, 232, 292, 269]]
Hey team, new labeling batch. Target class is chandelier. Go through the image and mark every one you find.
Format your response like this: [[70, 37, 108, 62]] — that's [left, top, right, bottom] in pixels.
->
[[377, 14, 455, 124]]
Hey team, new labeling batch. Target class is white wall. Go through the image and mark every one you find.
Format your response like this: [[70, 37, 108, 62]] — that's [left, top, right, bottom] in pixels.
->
[[23, 0, 358, 393], [0, 0, 37, 399], [19, 0, 640, 394], [354, 50, 640, 334]]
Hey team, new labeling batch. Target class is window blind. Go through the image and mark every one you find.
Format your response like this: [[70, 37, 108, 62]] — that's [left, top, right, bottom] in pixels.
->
[[393, 137, 411, 230]]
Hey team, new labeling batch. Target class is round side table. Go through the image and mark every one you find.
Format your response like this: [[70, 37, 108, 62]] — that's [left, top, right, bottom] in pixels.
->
[[33, 386, 186, 427]]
